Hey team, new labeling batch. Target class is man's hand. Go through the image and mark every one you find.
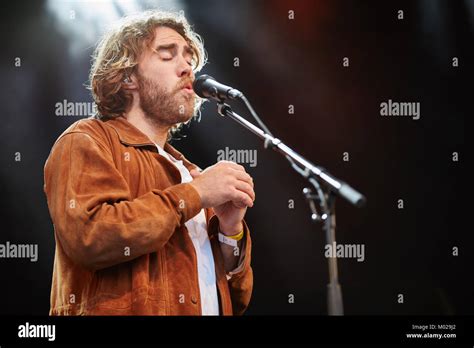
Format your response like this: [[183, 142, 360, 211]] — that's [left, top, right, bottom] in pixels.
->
[[189, 161, 255, 235]]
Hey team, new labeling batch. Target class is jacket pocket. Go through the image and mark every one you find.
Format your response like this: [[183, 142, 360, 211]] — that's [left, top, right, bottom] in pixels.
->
[[90, 263, 133, 309]]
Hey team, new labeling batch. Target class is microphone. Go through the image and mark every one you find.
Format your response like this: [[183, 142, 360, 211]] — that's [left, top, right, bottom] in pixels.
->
[[193, 75, 243, 102]]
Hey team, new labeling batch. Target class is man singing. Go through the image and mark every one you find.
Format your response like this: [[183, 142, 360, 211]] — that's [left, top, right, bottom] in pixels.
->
[[44, 10, 254, 315]]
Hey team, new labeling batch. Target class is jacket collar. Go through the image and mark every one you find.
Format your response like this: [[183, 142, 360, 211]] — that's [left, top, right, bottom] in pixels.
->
[[103, 116, 155, 147], [103, 116, 197, 170]]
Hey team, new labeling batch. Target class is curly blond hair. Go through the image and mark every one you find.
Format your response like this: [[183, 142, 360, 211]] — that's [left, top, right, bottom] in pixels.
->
[[89, 10, 206, 121]]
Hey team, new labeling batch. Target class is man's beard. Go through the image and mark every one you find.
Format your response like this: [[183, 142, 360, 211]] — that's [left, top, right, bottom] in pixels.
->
[[137, 72, 195, 127]]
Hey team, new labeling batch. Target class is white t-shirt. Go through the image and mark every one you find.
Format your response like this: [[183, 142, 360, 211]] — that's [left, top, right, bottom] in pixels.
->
[[155, 144, 219, 316]]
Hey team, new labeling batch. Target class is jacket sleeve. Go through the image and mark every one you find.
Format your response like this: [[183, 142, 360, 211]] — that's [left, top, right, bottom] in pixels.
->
[[208, 214, 253, 315], [44, 132, 202, 271], [227, 219, 253, 315]]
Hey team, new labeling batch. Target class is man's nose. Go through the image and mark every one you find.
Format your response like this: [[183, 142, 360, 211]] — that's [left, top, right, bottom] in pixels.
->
[[177, 57, 192, 78]]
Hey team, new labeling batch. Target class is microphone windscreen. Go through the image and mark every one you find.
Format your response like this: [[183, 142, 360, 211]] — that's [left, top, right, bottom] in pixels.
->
[[192, 74, 215, 98]]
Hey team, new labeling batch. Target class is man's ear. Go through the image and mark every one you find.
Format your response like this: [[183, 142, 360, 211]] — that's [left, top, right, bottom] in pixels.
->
[[122, 74, 138, 90]]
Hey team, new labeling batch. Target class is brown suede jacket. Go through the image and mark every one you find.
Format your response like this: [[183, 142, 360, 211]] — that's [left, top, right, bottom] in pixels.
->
[[43, 116, 253, 315]]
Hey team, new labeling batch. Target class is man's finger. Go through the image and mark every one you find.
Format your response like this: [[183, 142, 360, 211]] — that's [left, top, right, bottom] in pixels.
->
[[220, 161, 246, 172], [234, 180, 255, 202], [189, 168, 202, 177], [233, 170, 254, 188]]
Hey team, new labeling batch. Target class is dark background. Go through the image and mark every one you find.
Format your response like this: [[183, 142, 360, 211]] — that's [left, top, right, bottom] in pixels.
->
[[0, 0, 470, 315]]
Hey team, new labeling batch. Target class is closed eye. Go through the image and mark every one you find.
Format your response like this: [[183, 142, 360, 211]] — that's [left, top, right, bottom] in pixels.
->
[[154, 43, 195, 67]]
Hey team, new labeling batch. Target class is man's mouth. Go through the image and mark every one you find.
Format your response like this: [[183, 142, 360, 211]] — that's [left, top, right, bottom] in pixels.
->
[[182, 82, 193, 91]]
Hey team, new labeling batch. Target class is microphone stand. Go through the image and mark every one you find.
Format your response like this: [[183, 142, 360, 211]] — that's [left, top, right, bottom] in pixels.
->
[[214, 101, 366, 316]]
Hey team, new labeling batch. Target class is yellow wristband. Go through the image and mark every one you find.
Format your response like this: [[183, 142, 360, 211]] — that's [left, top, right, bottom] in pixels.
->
[[219, 225, 245, 241], [226, 229, 244, 241]]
